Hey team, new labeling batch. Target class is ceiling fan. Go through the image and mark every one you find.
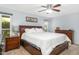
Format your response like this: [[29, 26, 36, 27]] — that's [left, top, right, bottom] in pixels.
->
[[38, 4, 61, 13]]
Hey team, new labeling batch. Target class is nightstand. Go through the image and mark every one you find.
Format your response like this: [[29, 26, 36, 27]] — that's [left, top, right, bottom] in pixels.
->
[[5, 36, 20, 51]]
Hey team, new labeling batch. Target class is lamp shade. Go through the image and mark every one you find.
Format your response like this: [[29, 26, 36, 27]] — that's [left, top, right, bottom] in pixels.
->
[[43, 20, 48, 32], [12, 25, 19, 32]]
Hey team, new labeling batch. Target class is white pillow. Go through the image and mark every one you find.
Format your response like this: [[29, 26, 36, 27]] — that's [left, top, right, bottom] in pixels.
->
[[35, 28, 44, 32], [30, 28, 36, 32], [25, 28, 30, 32], [25, 28, 36, 33]]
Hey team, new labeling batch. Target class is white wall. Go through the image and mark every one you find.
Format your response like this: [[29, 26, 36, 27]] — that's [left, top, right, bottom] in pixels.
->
[[49, 13, 79, 44]]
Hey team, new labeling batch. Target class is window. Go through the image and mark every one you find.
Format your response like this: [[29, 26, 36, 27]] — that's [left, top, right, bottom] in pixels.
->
[[2, 15, 10, 38]]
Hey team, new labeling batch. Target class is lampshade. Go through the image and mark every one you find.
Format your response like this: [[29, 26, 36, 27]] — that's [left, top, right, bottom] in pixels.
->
[[43, 20, 48, 32], [12, 25, 19, 32]]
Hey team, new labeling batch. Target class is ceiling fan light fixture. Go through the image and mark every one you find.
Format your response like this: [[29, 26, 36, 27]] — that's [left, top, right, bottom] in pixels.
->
[[45, 9, 53, 13]]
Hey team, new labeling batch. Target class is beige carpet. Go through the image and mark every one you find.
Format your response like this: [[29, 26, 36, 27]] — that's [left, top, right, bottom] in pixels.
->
[[4, 45, 79, 55]]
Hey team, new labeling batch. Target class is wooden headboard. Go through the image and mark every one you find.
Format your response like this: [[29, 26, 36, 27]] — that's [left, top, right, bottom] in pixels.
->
[[19, 25, 42, 39]]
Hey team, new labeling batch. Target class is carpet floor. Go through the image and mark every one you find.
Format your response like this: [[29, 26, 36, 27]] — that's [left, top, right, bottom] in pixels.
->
[[4, 45, 79, 55]]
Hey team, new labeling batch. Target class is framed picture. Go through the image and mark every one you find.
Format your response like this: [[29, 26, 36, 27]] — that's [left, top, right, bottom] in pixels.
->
[[26, 16, 38, 22]]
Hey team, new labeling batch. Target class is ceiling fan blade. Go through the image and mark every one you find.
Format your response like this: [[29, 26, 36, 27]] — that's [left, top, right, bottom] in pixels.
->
[[52, 9, 60, 12], [53, 4, 61, 8], [38, 9, 47, 12], [41, 6, 47, 8]]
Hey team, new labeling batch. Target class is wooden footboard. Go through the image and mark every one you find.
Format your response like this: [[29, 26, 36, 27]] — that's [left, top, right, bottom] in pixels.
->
[[21, 39, 68, 55], [50, 41, 68, 55]]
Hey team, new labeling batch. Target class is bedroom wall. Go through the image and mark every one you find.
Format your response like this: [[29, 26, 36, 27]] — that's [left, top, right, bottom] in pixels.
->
[[0, 6, 48, 42], [0, 6, 46, 25], [49, 12, 79, 44]]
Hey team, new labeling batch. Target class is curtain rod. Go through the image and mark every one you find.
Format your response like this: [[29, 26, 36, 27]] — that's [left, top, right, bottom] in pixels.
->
[[0, 11, 13, 16]]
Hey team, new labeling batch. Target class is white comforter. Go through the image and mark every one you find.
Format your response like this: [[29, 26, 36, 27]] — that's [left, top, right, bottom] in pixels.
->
[[21, 32, 71, 55]]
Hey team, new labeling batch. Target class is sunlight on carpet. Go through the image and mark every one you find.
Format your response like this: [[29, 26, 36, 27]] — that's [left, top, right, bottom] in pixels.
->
[[4, 46, 30, 55]]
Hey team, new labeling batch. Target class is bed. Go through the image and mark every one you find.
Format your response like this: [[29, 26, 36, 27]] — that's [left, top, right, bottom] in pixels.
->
[[19, 25, 70, 55]]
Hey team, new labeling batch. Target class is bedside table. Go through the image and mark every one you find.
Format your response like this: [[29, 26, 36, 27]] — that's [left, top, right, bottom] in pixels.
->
[[5, 36, 20, 51]]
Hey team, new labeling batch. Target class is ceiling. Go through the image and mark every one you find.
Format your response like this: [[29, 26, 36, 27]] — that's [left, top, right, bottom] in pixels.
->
[[0, 4, 79, 18]]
